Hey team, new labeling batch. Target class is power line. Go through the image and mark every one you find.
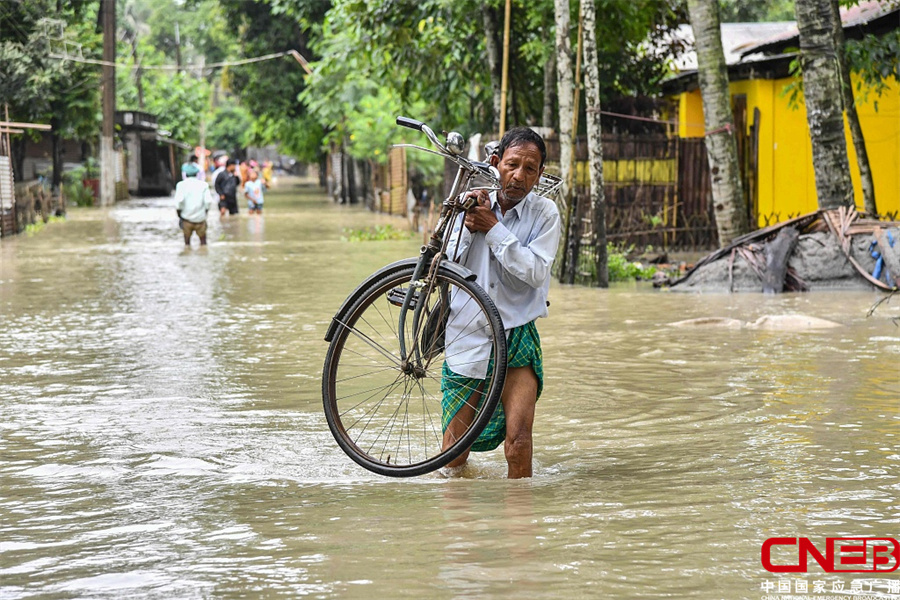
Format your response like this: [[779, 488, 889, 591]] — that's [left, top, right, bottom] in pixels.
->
[[48, 49, 312, 74]]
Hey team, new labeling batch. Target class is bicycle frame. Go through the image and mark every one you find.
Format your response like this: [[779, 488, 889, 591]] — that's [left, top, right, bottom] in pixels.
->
[[395, 147, 489, 373], [385, 116, 563, 374]]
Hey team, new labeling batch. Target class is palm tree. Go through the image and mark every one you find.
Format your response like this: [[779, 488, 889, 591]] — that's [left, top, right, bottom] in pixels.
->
[[686, 0, 749, 247], [830, 0, 876, 215], [795, 0, 854, 210], [580, 0, 607, 287], [554, 0, 575, 281]]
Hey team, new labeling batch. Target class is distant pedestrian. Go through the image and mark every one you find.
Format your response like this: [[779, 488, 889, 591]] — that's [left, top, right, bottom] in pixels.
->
[[210, 156, 226, 188], [262, 160, 274, 188], [238, 160, 250, 189], [181, 155, 201, 180], [175, 175, 214, 246], [244, 169, 264, 215], [215, 158, 240, 217]]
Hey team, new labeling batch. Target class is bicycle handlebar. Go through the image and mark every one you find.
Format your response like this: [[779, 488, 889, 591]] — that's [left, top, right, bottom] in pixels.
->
[[394, 116, 502, 194], [395, 116, 424, 131]]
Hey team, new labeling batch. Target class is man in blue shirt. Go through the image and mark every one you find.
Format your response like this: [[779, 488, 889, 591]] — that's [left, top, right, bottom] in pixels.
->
[[442, 127, 561, 478]]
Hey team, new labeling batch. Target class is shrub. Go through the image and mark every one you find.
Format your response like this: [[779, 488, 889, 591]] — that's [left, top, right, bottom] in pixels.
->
[[343, 224, 411, 242], [62, 181, 95, 207], [607, 243, 657, 282]]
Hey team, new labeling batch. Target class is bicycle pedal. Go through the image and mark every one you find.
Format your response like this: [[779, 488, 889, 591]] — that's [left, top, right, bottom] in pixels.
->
[[387, 287, 418, 308]]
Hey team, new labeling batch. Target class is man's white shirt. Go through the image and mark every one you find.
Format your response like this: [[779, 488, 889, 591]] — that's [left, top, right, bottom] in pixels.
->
[[444, 190, 561, 379]]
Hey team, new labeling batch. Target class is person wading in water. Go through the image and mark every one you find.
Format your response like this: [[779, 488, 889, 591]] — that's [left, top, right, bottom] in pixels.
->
[[441, 127, 561, 479]]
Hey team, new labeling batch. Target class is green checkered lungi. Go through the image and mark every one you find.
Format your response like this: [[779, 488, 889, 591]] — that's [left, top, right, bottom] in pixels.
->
[[440, 321, 544, 453]]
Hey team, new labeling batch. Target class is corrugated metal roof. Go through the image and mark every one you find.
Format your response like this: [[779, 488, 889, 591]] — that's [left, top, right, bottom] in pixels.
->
[[671, 22, 797, 72], [739, 0, 900, 57]]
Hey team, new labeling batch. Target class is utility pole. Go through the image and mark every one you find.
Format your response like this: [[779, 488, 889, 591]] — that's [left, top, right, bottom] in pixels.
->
[[498, 0, 511, 136], [100, 0, 116, 206]]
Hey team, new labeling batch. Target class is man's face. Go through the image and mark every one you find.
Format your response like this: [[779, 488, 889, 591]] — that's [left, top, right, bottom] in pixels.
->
[[227, 164, 236, 173], [490, 142, 544, 204]]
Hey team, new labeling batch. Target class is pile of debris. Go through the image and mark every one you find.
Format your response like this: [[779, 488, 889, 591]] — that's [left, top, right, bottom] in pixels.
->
[[670, 207, 899, 293]]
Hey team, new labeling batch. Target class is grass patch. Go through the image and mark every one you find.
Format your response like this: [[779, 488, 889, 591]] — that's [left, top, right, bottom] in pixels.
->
[[24, 215, 66, 237], [343, 224, 412, 242]]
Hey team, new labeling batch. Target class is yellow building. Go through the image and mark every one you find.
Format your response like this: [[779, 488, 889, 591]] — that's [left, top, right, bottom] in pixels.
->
[[667, 5, 900, 226]]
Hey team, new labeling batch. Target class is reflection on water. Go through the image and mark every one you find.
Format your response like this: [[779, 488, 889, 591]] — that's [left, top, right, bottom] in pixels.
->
[[1, 182, 898, 598]]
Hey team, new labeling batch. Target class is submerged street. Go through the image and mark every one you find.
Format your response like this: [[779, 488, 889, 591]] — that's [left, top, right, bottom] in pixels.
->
[[1, 181, 898, 598]]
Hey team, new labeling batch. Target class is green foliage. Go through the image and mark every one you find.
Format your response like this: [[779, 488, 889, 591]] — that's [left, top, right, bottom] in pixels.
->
[[64, 157, 99, 181], [62, 162, 98, 206], [24, 215, 66, 236], [719, 0, 795, 22], [63, 181, 96, 207], [248, 112, 323, 162], [219, 0, 327, 159], [606, 244, 657, 281], [845, 29, 900, 108], [0, 3, 101, 133], [121, 0, 239, 78], [342, 224, 412, 242], [205, 102, 252, 154], [781, 25, 899, 113], [779, 53, 804, 110], [309, 0, 491, 133], [117, 39, 210, 144]]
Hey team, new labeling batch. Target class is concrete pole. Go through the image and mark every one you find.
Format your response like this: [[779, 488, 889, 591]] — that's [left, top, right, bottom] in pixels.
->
[[100, 0, 116, 206]]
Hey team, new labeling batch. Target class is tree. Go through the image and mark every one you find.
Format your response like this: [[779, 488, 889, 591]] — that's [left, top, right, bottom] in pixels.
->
[[482, 2, 503, 132], [554, 0, 575, 282], [719, 0, 795, 22], [116, 40, 210, 146], [220, 0, 327, 161], [205, 102, 252, 155], [0, 2, 101, 190], [580, 0, 607, 287], [687, 0, 749, 247], [831, 0, 876, 216], [794, 0, 854, 210]]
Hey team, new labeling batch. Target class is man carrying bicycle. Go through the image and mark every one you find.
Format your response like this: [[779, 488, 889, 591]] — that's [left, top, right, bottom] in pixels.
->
[[442, 127, 561, 479]]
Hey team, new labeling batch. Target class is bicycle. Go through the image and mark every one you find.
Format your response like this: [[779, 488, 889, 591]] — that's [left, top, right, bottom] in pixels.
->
[[322, 117, 561, 477]]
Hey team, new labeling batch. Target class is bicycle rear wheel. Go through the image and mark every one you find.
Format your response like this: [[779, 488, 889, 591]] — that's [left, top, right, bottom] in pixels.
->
[[322, 264, 507, 477]]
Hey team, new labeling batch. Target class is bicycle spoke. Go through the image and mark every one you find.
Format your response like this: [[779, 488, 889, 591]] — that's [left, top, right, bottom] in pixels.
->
[[358, 313, 389, 343], [372, 300, 397, 340], [326, 266, 507, 474], [342, 372, 405, 424], [416, 377, 447, 449], [333, 317, 402, 367], [341, 346, 391, 368], [350, 374, 407, 441], [336, 365, 398, 384], [371, 377, 412, 460], [397, 387, 411, 465], [337, 375, 405, 403]]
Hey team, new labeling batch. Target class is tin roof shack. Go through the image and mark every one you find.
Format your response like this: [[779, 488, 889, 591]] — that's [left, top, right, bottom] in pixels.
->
[[663, 1, 900, 226], [117, 111, 191, 196]]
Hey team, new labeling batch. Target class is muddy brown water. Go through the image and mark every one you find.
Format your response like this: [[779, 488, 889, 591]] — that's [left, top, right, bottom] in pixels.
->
[[1, 181, 898, 598]]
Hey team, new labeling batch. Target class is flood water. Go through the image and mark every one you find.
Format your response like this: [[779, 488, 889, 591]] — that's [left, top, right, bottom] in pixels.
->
[[1, 180, 898, 599]]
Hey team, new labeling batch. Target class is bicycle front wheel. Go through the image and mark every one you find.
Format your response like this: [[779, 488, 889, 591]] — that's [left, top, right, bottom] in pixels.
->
[[322, 264, 507, 477]]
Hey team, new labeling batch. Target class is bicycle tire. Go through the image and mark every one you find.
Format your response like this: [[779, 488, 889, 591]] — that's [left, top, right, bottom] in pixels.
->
[[322, 264, 507, 477]]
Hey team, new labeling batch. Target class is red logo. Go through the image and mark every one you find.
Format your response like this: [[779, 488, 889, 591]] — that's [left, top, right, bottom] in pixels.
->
[[762, 537, 900, 573]]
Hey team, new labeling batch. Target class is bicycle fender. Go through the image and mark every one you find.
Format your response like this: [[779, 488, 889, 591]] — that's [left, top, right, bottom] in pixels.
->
[[323, 258, 477, 342]]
